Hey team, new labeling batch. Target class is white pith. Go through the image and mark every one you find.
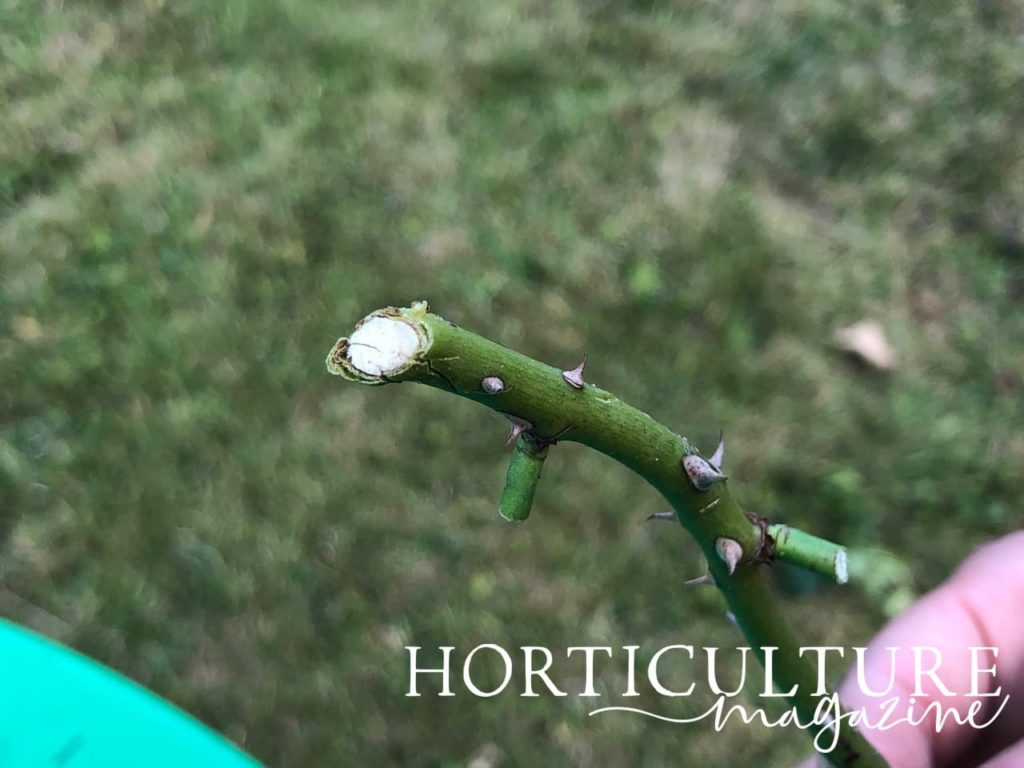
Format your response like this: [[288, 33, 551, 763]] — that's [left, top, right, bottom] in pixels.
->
[[347, 317, 420, 376], [835, 548, 849, 585]]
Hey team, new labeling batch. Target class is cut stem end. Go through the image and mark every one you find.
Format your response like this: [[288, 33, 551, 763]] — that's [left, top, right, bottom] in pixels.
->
[[326, 304, 430, 383]]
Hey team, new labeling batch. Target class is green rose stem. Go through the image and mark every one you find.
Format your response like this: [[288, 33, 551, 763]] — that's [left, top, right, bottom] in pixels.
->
[[326, 302, 888, 768]]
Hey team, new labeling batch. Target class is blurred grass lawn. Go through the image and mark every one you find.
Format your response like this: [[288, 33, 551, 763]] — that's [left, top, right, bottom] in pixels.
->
[[2, 0, 1023, 766]]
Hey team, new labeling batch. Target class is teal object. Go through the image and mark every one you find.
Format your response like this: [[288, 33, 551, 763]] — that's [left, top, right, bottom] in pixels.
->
[[0, 619, 263, 768]]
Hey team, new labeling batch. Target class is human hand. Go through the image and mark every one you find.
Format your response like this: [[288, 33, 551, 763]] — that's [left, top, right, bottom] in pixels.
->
[[799, 531, 1024, 768]]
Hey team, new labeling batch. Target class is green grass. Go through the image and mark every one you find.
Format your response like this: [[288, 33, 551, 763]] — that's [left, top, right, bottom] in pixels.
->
[[2, 0, 1023, 765]]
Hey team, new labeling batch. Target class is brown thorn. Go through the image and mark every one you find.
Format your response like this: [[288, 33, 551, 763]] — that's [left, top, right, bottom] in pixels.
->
[[504, 416, 533, 446], [546, 423, 574, 443], [715, 537, 743, 576], [709, 430, 725, 472], [561, 353, 587, 390], [682, 454, 727, 491]]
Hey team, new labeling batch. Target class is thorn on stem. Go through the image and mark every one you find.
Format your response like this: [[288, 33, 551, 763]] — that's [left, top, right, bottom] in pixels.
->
[[682, 454, 727, 491], [561, 354, 587, 390], [646, 511, 676, 522], [715, 537, 743, 576], [709, 431, 725, 472], [504, 416, 533, 446], [481, 376, 505, 394], [684, 573, 714, 587]]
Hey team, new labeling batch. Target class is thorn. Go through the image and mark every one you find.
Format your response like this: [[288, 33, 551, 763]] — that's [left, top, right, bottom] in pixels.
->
[[709, 431, 725, 472], [682, 454, 727, 491], [504, 416, 533, 446], [683, 573, 714, 587], [715, 537, 743, 576], [646, 511, 676, 522], [725, 610, 738, 627], [561, 354, 587, 390], [481, 376, 505, 394], [697, 498, 720, 514]]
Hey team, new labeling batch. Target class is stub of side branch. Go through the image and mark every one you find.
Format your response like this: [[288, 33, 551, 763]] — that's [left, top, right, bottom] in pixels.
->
[[768, 524, 849, 585]]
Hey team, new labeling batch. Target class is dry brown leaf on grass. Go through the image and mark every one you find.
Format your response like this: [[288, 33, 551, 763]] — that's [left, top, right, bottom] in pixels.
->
[[833, 319, 898, 370]]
